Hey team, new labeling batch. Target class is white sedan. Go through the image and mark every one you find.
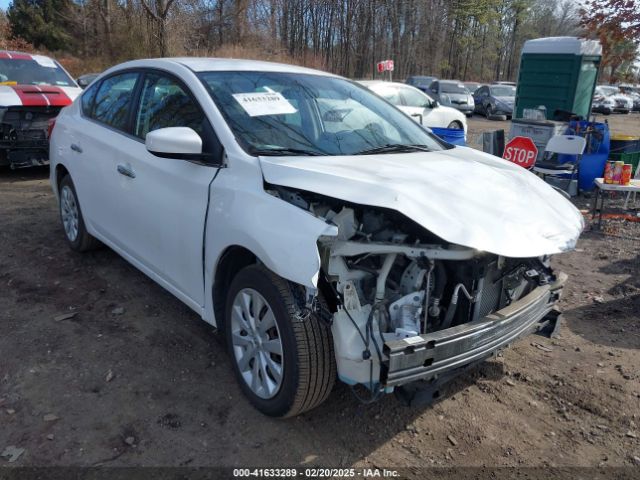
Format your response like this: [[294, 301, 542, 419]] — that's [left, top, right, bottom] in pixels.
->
[[50, 58, 581, 417], [360, 80, 467, 133]]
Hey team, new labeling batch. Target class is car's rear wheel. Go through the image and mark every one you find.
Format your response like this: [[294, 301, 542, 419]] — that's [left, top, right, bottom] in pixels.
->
[[447, 121, 463, 130], [225, 264, 336, 417], [58, 175, 100, 252]]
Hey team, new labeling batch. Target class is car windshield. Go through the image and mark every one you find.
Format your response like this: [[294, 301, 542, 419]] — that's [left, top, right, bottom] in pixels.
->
[[199, 71, 448, 156], [440, 82, 469, 94], [490, 86, 516, 97], [0, 58, 75, 87]]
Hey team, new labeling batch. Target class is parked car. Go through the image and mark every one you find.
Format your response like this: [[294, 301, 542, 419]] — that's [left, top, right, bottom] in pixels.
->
[[473, 84, 516, 119], [630, 92, 640, 112], [593, 86, 633, 114], [405, 75, 437, 92], [76, 73, 100, 89], [463, 81, 482, 94], [50, 58, 582, 417], [427, 80, 474, 116], [0, 50, 81, 169], [493, 81, 516, 86], [360, 80, 467, 132], [619, 86, 640, 112]]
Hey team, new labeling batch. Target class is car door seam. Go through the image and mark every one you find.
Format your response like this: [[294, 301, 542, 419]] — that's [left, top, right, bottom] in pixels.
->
[[202, 163, 224, 302]]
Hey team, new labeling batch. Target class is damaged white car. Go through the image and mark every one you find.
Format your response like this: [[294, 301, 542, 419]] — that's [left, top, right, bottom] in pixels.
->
[[50, 59, 583, 417]]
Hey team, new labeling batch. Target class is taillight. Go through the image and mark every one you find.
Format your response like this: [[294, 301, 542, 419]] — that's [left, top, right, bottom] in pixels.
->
[[47, 117, 57, 140]]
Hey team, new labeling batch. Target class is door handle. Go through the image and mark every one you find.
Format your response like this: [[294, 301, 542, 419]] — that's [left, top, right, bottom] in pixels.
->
[[117, 164, 136, 179], [70, 143, 82, 153]]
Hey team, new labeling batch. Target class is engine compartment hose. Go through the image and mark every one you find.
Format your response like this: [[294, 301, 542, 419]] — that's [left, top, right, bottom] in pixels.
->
[[441, 283, 475, 330], [375, 253, 397, 302]]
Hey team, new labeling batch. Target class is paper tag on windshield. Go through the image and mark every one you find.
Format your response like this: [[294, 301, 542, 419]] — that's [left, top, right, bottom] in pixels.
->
[[233, 92, 297, 117], [32, 55, 57, 68]]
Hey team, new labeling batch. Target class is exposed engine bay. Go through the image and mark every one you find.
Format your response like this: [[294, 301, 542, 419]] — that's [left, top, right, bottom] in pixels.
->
[[269, 183, 565, 400], [0, 106, 61, 169]]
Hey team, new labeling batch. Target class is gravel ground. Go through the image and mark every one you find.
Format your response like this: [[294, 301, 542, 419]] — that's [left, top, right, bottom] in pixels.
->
[[1, 113, 640, 476]]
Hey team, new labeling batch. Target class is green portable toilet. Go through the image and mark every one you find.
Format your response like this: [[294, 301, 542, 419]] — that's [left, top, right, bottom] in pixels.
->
[[515, 37, 602, 120]]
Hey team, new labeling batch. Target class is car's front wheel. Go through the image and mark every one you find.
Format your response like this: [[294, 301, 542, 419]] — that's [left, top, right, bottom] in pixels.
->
[[58, 175, 100, 252], [485, 103, 493, 118], [225, 265, 336, 417]]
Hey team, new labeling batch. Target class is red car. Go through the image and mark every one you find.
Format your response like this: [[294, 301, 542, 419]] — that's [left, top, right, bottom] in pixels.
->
[[0, 51, 81, 169]]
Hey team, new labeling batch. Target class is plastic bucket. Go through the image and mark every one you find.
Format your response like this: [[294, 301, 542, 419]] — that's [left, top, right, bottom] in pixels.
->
[[610, 135, 640, 154], [431, 127, 466, 146]]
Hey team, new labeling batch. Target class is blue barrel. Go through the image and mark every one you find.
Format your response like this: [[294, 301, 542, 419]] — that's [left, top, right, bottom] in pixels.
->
[[431, 127, 466, 146]]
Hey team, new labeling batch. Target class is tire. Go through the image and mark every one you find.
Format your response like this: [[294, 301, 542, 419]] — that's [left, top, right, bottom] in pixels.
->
[[447, 121, 463, 130], [225, 265, 336, 417], [58, 175, 100, 252], [484, 103, 493, 118]]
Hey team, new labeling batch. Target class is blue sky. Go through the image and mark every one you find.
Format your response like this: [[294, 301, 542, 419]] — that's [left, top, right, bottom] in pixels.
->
[[0, 0, 10, 11]]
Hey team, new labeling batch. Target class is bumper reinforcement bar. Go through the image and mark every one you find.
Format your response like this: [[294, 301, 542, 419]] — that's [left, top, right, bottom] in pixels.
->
[[383, 283, 556, 387]]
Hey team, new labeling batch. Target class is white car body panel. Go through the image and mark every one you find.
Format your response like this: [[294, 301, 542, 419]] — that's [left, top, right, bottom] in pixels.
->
[[397, 104, 466, 131], [0, 86, 22, 105], [259, 146, 583, 258]]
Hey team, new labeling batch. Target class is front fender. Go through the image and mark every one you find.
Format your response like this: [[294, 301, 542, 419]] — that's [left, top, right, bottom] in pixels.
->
[[202, 176, 337, 325]]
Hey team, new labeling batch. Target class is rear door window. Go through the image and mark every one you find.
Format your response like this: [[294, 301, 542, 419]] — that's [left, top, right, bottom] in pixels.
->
[[91, 72, 139, 132], [399, 87, 430, 108], [370, 85, 402, 105]]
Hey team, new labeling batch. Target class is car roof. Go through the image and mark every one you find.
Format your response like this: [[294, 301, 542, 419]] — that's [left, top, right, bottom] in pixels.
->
[[0, 50, 54, 61], [108, 57, 340, 78], [359, 80, 414, 88]]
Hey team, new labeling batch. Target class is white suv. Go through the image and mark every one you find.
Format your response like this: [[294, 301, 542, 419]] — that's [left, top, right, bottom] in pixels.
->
[[50, 58, 583, 417]]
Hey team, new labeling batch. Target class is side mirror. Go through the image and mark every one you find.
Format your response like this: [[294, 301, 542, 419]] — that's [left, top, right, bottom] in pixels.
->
[[146, 127, 204, 160], [431, 100, 439, 108]]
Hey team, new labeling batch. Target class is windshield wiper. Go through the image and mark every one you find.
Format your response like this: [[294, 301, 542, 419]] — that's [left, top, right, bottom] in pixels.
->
[[249, 147, 328, 157], [355, 144, 432, 155]]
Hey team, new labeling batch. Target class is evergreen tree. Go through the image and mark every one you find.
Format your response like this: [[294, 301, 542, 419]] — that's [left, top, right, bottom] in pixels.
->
[[7, 0, 72, 51]]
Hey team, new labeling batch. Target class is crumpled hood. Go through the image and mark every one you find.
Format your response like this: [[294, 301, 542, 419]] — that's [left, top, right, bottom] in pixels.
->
[[259, 146, 584, 258]]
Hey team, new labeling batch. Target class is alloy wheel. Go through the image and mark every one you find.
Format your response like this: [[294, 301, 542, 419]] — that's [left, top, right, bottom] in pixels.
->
[[230, 288, 284, 399], [60, 185, 79, 242]]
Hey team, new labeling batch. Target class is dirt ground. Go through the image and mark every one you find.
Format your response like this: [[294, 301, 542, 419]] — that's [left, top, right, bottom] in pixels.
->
[[1, 113, 640, 476]]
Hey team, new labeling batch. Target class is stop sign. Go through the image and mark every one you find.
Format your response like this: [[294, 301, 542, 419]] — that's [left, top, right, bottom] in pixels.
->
[[503, 136, 538, 169]]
